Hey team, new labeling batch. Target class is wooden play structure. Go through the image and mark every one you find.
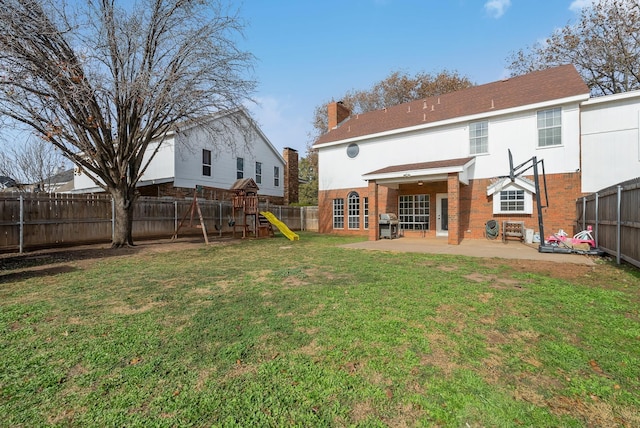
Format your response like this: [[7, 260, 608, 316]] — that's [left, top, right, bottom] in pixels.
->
[[230, 178, 273, 238]]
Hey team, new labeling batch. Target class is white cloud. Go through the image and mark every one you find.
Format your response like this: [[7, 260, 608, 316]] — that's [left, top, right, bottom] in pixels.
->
[[569, 0, 596, 13], [248, 96, 311, 155], [484, 0, 511, 18]]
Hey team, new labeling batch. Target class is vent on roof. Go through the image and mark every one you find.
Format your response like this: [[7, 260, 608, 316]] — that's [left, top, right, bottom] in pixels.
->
[[423, 113, 426, 121], [423, 100, 427, 109], [437, 97, 440, 105], [431, 105, 435, 111], [407, 106, 411, 113], [491, 99, 495, 109]]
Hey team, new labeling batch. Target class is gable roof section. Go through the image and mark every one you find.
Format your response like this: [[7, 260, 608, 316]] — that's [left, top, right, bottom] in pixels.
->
[[315, 65, 590, 146]]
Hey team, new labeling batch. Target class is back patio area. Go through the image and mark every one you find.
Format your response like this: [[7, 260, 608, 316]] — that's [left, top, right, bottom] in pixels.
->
[[341, 237, 597, 265]]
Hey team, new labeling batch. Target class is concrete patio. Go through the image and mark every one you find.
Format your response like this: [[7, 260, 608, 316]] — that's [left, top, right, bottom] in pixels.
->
[[341, 237, 598, 265]]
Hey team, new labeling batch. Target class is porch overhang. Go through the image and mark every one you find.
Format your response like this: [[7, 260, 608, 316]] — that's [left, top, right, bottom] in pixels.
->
[[362, 157, 475, 189]]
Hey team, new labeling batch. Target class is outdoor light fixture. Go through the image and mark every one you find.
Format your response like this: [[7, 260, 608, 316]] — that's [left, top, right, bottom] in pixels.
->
[[418, 181, 423, 186]]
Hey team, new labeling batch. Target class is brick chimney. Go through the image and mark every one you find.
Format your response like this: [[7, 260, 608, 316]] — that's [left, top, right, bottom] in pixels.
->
[[283, 147, 299, 205], [327, 101, 350, 131]]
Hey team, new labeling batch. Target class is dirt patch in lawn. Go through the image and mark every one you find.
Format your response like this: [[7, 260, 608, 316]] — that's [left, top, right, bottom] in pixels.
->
[[0, 237, 237, 281]]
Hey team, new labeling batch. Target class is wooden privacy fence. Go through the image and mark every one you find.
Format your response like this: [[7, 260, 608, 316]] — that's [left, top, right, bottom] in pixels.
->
[[576, 177, 640, 268], [0, 192, 318, 253]]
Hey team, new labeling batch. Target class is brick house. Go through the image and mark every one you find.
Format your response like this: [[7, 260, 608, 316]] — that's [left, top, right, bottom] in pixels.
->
[[313, 65, 627, 244], [74, 108, 299, 205]]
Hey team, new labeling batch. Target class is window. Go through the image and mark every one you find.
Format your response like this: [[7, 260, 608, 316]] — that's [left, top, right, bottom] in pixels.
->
[[255, 162, 262, 184], [347, 192, 360, 229], [500, 190, 525, 212], [236, 157, 244, 179], [274, 166, 280, 187], [489, 181, 533, 214], [399, 194, 430, 231], [346, 143, 359, 158], [333, 198, 344, 229], [537, 107, 562, 147], [202, 149, 211, 176], [469, 121, 488, 154], [363, 197, 369, 230]]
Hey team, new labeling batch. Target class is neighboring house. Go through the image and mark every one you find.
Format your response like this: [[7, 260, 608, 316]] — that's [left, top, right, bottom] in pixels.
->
[[314, 64, 638, 244], [0, 175, 18, 191], [43, 168, 74, 193], [74, 109, 293, 204]]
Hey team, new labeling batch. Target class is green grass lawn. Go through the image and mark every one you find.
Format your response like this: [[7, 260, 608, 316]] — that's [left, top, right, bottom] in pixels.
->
[[1, 233, 639, 427]]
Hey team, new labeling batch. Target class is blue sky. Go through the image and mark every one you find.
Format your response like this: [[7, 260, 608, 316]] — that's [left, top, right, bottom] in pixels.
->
[[240, 0, 596, 157]]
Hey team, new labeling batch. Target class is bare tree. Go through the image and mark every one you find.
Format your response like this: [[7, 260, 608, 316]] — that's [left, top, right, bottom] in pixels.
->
[[0, 0, 255, 247], [0, 137, 69, 191], [506, 0, 640, 95]]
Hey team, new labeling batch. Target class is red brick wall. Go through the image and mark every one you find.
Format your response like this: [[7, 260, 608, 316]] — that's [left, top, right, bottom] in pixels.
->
[[317, 172, 584, 241]]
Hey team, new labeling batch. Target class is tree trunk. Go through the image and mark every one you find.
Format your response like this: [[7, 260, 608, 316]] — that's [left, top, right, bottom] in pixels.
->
[[111, 186, 137, 248]]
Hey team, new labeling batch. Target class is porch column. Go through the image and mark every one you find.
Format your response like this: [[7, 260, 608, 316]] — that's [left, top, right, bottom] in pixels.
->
[[447, 173, 460, 245], [368, 181, 379, 241]]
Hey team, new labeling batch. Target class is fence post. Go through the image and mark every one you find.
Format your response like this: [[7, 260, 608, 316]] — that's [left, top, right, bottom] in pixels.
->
[[219, 202, 223, 237], [301, 206, 304, 231], [582, 197, 586, 231], [19, 194, 24, 254], [616, 185, 622, 265], [594, 193, 599, 248], [174, 200, 178, 235], [111, 198, 115, 242]]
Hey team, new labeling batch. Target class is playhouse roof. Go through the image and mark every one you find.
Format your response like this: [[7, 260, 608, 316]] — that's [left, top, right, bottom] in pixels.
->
[[230, 178, 259, 193]]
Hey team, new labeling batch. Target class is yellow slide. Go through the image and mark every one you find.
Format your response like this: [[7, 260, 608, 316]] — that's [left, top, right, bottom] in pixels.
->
[[260, 211, 299, 241]]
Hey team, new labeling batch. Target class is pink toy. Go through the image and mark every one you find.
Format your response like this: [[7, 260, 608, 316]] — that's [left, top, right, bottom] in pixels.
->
[[547, 225, 595, 248]]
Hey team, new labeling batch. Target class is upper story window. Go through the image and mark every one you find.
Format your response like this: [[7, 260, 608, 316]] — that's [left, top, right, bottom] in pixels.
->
[[274, 166, 280, 187], [255, 161, 262, 184], [537, 107, 562, 147], [202, 149, 211, 176], [236, 157, 244, 179], [469, 121, 488, 154], [346, 143, 359, 158]]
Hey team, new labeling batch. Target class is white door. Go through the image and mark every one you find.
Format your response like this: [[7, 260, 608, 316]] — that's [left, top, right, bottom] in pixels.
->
[[436, 193, 448, 237]]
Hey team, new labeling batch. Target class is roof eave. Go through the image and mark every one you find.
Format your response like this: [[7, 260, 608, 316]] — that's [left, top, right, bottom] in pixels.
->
[[315, 93, 590, 149]]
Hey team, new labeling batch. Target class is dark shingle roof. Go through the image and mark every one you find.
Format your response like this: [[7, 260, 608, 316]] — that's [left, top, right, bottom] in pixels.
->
[[364, 157, 475, 176], [315, 65, 589, 146]]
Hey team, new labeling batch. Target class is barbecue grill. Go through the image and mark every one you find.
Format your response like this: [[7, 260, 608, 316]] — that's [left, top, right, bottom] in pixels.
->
[[379, 213, 399, 239]]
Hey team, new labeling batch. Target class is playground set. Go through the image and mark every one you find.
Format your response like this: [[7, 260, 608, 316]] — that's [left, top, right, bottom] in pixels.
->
[[172, 179, 299, 243]]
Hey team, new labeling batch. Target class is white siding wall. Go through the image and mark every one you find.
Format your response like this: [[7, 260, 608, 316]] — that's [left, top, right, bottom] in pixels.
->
[[173, 118, 285, 197], [581, 92, 640, 193], [318, 103, 582, 191], [73, 113, 285, 198], [73, 137, 176, 191]]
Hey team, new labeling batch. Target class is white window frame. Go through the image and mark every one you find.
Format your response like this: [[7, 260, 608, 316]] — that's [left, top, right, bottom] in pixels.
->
[[492, 183, 533, 214], [469, 120, 488, 154], [347, 192, 360, 229], [333, 198, 344, 229], [363, 197, 369, 230], [537, 107, 562, 147], [399, 194, 430, 231]]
